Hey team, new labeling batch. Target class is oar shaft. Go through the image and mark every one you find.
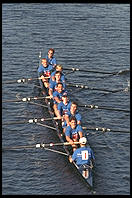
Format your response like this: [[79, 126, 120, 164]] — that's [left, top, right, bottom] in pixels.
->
[[3, 120, 28, 125], [78, 104, 130, 113], [64, 67, 117, 75], [3, 77, 49, 84], [3, 145, 35, 150], [28, 101, 48, 108], [2, 99, 22, 102], [95, 106, 129, 112], [2, 96, 51, 103], [44, 147, 68, 156], [67, 83, 118, 93], [36, 122, 56, 130], [3, 117, 59, 125], [83, 127, 130, 133], [38, 141, 79, 147], [3, 141, 77, 151]]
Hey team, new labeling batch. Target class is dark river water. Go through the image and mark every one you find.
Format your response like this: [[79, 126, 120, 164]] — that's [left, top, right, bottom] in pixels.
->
[[2, 3, 130, 195]]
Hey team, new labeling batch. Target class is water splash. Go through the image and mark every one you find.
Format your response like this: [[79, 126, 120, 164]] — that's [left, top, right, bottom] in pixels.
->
[[123, 80, 130, 92], [117, 69, 130, 75]]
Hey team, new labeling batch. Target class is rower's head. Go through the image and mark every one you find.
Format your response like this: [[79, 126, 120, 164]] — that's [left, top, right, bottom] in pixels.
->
[[48, 48, 55, 59], [55, 71, 61, 81], [70, 116, 77, 129], [55, 64, 63, 72], [62, 93, 68, 103], [41, 58, 48, 67], [79, 137, 87, 146], [56, 82, 63, 93], [70, 102, 77, 113]]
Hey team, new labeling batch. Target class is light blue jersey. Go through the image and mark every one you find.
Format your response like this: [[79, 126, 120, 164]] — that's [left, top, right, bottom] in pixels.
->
[[72, 146, 95, 166], [38, 64, 53, 76], [50, 71, 65, 83], [62, 111, 81, 128], [65, 125, 83, 140], [49, 80, 66, 92], [46, 55, 57, 68], [58, 101, 71, 116], [53, 90, 67, 104]]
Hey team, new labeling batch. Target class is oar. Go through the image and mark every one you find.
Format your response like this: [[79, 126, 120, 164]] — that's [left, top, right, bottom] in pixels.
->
[[63, 67, 118, 75], [28, 101, 48, 108], [2, 117, 60, 125], [2, 77, 49, 84], [44, 147, 68, 156], [66, 83, 124, 93], [82, 126, 130, 133], [2, 96, 51, 103], [36, 122, 57, 130], [34, 84, 42, 89], [2, 141, 79, 151], [78, 104, 130, 113]]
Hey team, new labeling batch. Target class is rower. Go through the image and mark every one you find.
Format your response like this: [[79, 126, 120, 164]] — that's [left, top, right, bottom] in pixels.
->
[[69, 137, 95, 178], [46, 48, 57, 68], [38, 58, 53, 89], [63, 101, 82, 133], [49, 71, 66, 98], [57, 94, 72, 132], [65, 116, 83, 152], [57, 93, 71, 118], [52, 82, 68, 117], [50, 64, 65, 83]]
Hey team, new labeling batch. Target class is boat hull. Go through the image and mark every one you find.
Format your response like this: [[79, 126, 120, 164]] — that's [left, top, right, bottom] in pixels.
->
[[38, 77, 93, 189]]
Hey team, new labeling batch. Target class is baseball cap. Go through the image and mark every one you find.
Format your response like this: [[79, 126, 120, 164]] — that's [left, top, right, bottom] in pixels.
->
[[79, 137, 87, 144]]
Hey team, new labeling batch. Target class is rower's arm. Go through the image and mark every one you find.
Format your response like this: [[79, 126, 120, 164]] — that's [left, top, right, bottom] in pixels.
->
[[64, 114, 70, 126], [55, 109, 62, 119], [79, 131, 83, 138], [49, 88, 53, 97], [51, 75, 55, 81], [40, 75, 48, 82], [66, 136, 74, 145], [54, 96, 62, 104], [69, 155, 73, 163], [40, 75, 45, 82]]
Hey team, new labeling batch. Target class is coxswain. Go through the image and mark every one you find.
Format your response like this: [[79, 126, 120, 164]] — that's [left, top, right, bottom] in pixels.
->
[[65, 116, 83, 152], [49, 71, 66, 98], [69, 137, 95, 178], [46, 48, 57, 68], [52, 82, 67, 117], [38, 58, 53, 89]]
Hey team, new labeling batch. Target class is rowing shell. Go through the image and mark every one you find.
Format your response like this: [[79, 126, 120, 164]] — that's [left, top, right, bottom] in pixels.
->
[[37, 70, 93, 190]]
